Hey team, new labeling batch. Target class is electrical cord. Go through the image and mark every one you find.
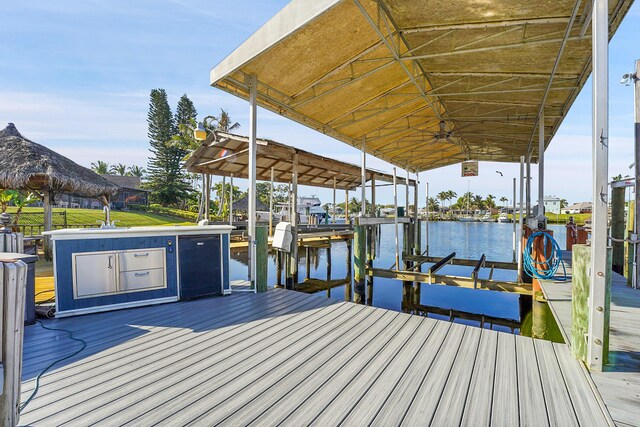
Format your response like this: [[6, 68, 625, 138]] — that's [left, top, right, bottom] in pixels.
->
[[19, 320, 86, 413], [523, 231, 568, 281]]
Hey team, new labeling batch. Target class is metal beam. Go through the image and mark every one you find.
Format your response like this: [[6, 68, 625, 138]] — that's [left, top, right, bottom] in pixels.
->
[[400, 17, 572, 34], [587, 0, 609, 372], [247, 74, 258, 291]]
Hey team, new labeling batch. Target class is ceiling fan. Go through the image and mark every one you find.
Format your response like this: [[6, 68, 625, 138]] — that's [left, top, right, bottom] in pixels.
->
[[430, 120, 458, 144]]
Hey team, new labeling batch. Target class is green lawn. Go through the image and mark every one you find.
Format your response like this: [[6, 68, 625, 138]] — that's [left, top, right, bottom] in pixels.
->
[[508, 212, 591, 225], [6, 207, 194, 227]]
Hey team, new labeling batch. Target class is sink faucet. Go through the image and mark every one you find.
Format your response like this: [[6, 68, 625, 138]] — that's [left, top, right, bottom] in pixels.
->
[[103, 205, 111, 224]]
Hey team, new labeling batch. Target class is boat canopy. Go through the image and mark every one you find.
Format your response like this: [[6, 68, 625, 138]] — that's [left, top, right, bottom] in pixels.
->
[[209, 0, 633, 172], [185, 131, 416, 190]]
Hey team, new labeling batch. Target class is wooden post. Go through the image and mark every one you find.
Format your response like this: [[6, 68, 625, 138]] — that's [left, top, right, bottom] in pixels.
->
[[345, 189, 349, 225], [513, 177, 517, 263], [611, 186, 626, 275], [275, 250, 283, 288], [0, 259, 27, 426], [353, 225, 366, 304], [305, 247, 311, 280], [345, 238, 352, 302], [405, 170, 410, 214], [626, 200, 635, 286], [518, 156, 525, 281], [247, 73, 258, 291], [572, 244, 611, 364], [269, 167, 274, 236], [366, 226, 374, 306], [204, 176, 210, 220], [255, 225, 268, 293], [326, 241, 332, 298], [43, 189, 53, 261]]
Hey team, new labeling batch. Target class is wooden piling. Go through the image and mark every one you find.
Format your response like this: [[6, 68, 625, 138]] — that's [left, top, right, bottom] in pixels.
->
[[611, 186, 626, 275], [305, 247, 311, 280], [572, 244, 611, 363], [326, 241, 332, 298], [366, 226, 374, 306], [353, 225, 366, 304], [255, 226, 268, 292], [275, 250, 283, 288], [626, 200, 635, 286]]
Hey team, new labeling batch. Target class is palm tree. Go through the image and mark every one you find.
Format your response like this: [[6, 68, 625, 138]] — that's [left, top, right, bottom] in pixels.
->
[[128, 165, 146, 177], [472, 195, 484, 210], [110, 163, 127, 176], [12, 191, 39, 225], [90, 160, 110, 174], [485, 194, 496, 209], [500, 196, 508, 208], [446, 190, 457, 211], [437, 191, 447, 217], [428, 197, 439, 214]]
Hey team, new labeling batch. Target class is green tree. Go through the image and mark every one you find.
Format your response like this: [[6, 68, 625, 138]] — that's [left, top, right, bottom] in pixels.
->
[[256, 182, 289, 206], [472, 195, 485, 210], [90, 160, 110, 174], [110, 163, 127, 176], [485, 194, 496, 209], [0, 190, 17, 213], [560, 198, 568, 208], [12, 191, 39, 224], [146, 88, 190, 206], [128, 165, 146, 177], [500, 196, 508, 207], [428, 197, 439, 213]]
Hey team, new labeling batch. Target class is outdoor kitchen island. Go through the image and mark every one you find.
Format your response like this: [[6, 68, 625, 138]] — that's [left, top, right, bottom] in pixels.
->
[[46, 225, 233, 317]]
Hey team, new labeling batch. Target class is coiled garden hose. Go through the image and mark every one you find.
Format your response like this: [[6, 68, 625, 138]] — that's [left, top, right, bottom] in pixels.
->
[[523, 231, 567, 281]]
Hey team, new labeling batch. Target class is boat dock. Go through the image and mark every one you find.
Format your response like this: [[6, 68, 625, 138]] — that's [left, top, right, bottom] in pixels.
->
[[540, 256, 640, 426], [21, 288, 612, 426]]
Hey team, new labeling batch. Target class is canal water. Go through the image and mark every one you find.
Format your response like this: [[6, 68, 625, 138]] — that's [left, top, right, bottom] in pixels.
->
[[229, 221, 567, 339]]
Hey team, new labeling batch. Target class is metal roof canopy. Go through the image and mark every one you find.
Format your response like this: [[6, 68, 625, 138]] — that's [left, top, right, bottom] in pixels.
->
[[209, 0, 633, 172], [185, 131, 416, 190]]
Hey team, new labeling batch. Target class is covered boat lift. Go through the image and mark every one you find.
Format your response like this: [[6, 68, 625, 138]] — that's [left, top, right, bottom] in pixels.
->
[[208, 0, 635, 378]]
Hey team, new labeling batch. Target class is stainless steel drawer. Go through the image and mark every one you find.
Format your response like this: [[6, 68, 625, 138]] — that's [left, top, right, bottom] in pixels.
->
[[119, 268, 166, 292], [118, 248, 165, 272]]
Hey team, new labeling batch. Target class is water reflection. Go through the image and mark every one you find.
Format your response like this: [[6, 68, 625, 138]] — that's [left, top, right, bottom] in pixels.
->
[[229, 222, 566, 338]]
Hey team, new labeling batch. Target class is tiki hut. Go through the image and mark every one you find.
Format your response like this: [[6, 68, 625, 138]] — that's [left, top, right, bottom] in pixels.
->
[[232, 195, 268, 212], [0, 123, 119, 258]]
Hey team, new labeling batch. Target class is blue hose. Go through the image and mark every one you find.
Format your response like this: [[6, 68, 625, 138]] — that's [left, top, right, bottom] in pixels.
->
[[523, 231, 567, 281]]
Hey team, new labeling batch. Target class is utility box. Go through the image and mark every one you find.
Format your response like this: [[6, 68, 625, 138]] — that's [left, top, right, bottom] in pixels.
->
[[273, 222, 293, 252]]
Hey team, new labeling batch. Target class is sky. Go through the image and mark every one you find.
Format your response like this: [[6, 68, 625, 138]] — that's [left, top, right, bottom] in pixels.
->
[[1, 0, 639, 207]]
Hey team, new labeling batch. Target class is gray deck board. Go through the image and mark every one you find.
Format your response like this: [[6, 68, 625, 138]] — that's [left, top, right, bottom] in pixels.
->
[[460, 328, 498, 427], [491, 333, 519, 426], [19, 288, 612, 426], [541, 267, 640, 426]]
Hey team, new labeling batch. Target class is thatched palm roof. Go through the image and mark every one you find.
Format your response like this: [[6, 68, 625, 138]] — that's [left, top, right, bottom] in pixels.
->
[[233, 194, 269, 212], [0, 123, 119, 196]]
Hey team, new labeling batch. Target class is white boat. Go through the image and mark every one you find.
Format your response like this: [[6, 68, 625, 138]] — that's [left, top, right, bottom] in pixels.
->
[[276, 195, 330, 224], [480, 212, 495, 222], [498, 213, 511, 223], [458, 215, 476, 222]]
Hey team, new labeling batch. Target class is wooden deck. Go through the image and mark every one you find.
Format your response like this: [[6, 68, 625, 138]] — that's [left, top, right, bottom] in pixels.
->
[[20, 289, 612, 426], [541, 267, 640, 427]]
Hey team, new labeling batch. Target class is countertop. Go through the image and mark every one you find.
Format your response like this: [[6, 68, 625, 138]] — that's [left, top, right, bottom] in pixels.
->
[[45, 225, 234, 240]]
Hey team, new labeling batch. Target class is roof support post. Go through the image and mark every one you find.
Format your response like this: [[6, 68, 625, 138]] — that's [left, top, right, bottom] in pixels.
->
[[393, 168, 399, 269], [587, 0, 610, 372], [332, 177, 337, 224], [526, 153, 532, 217], [425, 180, 430, 256], [538, 111, 545, 221], [405, 170, 410, 214], [247, 73, 258, 291], [43, 189, 53, 261], [229, 174, 234, 226], [361, 137, 366, 216], [269, 167, 274, 236], [633, 59, 640, 289], [290, 152, 299, 287], [371, 173, 376, 217], [518, 156, 525, 280], [513, 177, 517, 263], [414, 173, 419, 255]]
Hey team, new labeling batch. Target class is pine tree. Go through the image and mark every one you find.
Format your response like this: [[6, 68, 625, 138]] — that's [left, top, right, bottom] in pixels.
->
[[146, 89, 190, 206]]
